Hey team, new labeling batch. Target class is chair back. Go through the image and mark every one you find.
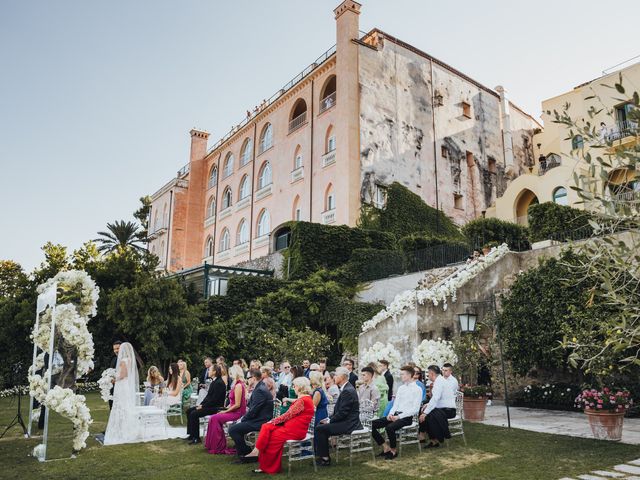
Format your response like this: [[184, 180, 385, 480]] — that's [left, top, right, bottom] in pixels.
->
[[273, 399, 282, 418], [359, 399, 375, 425], [455, 391, 464, 419]]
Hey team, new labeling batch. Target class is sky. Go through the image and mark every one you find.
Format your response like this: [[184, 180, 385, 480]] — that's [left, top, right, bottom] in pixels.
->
[[1, 0, 639, 272]]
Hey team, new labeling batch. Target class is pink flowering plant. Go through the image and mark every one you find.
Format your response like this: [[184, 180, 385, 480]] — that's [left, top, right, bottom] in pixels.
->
[[574, 387, 633, 413]]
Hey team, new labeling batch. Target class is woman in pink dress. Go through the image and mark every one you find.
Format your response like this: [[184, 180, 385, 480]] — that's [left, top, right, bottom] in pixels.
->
[[204, 365, 247, 454]]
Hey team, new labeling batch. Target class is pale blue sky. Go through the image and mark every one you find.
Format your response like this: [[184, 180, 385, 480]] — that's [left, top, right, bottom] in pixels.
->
[[1, 0, 639, 271]]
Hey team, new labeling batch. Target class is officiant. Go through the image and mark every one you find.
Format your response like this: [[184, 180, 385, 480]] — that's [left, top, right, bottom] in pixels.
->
[[108, 341, 122, 410]]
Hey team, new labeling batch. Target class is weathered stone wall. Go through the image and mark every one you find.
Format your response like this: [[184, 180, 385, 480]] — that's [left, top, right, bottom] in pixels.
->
[[233, 251, 285, 278], [358, 37, 536, 226]]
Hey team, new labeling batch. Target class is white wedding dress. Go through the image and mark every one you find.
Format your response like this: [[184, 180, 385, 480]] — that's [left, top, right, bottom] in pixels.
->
[[104, 343, 185, 445]]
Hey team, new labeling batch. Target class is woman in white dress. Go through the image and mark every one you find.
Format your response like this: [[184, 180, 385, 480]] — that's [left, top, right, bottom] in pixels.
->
[[150, 362, 182, 409], [104, 342, 141, 445]]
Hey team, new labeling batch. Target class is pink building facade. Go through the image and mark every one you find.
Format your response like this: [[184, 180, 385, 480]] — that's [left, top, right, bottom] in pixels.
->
[[148, 1, 540, 273]]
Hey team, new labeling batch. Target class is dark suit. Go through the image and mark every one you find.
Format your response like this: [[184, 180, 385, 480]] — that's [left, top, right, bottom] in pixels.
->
[[315, 381, 362, 458], [348, 371, 358, 388], [108, 355, 117, 411], [186, 376, 226, 440], [384, 370, 394, 401], [198, 367, 209, 384], [229, 380, 273, 456]]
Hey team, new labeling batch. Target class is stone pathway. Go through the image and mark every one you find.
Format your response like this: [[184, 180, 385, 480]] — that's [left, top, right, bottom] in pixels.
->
[[558, 458, 640, 479], [481, 403, 640, 445]]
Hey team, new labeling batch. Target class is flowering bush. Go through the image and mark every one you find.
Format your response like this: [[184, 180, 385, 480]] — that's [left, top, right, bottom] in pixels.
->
[[97, 368, 116, 402], [575, 387, 633, 413], [360, 342, 402, 374], [514, 383, 582, 411], [362, 243, 510, 332], [461, 384, 492, 398], [413, 338, 458, 370], [0, 385, 29, 398]]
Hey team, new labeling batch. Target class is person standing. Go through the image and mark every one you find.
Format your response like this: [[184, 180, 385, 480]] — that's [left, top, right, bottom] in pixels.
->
[[418, 365, 457, 448], [185, 364, 226, 444], [379, 359, 394, 402], [108, 341, 122, 411]]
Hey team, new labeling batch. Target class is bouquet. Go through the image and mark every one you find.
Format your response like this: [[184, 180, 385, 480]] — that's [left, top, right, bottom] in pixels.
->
[[98, 368, 116, 402]]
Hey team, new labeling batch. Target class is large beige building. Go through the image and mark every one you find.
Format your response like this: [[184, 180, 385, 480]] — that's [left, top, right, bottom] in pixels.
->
[[148, 1, 540, 274], [489, 61, 640, 225]]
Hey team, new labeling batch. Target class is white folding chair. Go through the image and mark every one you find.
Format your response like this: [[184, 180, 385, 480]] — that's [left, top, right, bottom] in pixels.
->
[[284, 409, 317, 475], [447, 391, 466, 446], [335, 399, 376, 466], [396, 413, 421, 456]]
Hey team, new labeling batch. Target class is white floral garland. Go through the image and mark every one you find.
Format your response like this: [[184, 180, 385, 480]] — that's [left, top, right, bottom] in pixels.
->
[[98, 368, 116, 402], [413, 338, 458, 369], [28, 269, 99, 453], [362, 243, 510, 333], [360, 342, 402, 374]]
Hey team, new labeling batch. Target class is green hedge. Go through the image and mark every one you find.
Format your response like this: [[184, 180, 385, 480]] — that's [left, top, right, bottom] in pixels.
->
[[528, 203, 593, 243], [462, 218, 530, 251], [399, 234, 470, 272], [344, 248, 405, 282], [284, 222, 396, 280]]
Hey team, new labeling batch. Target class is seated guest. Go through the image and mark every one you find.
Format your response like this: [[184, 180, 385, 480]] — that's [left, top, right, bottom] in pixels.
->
[[370, 362, 389, 417], [309, 371, 329, 426], [261, 366, 277, 399], [314, 367, 362, 467], [240, 377, 315, 474], [276, 361, 292, 390], [185, 364, 226, 444], [151, 362, 182, 408], [198, 357, 213, 390], [442, 362, 459, 393], [413, 366, 427, 401], [144, 366, 164, 406], [247, 359, 262, 379], [357, 366, 381, 414], [418, 365, 456, 448], [342, 358, 358, 387], [379, 359, 394, 401], [324, 371, 340, 403], [178, 359, 193, 407], [204, 365, 247, 454], [318, 360, 327, 375], [280, 365, 303, 414], [371, 365, 422, 460], [302, 359, 311, 378], [229, 369, 274, 459]]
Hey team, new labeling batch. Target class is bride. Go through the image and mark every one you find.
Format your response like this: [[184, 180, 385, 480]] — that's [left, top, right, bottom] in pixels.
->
[[104, 342, 184, 445]]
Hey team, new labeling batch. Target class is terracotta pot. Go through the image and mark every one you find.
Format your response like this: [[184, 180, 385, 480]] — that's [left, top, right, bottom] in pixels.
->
[[584, 408, 625, 441], [463, 397, 487, 422]]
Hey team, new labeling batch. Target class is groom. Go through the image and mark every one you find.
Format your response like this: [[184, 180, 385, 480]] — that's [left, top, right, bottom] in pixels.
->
[[108, 340, 122, 411]]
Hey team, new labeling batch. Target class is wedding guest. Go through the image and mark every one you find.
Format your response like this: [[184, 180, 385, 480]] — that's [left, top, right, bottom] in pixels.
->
[[261, 366, 277, 399], [229, 369, 274, 459], [379, 359, 394, 401], [108, 340, 122, 410], [342, 358, 358, 387], [358, 366, 381, 413], [324, 372, 340, 403], [144, 366, 164, 406], [280, 365, 303, 414], [216, 356, 226, 366], [370, 362, 389, 416], [178, 359, 193, 407], [240, 377, 315, 474], [276, 361, 292, 390], [220, 363, 230, 393], [309, 371, 329, 426], [371, 365, 422, 460], [418, 365, 456, 448], [442, 363, 459, 392], [204, 365, 247, 454], [239, 358, 249, 375], [199, 357, 213, 389], [314, 367, 362, 467], [318, 360, 327, 375], [152, 362, 182, 408], [302, 359, 311, 377], [413, 366, 427, 401], [185, 364, 226, 444]]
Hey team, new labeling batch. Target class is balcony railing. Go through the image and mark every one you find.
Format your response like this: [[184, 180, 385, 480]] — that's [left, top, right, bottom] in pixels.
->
[[291, 166, 304, 183], [258, 139, 272, 155], [319, 91, 336, 113], [322, 150, 336, 168], [538, 157, 561, 176], [612, 189, 640, 203], [603, 120, 638, 142], [322, 209, 336, 225], [288, 112, 307, 133], [177, 163, 190, 177]]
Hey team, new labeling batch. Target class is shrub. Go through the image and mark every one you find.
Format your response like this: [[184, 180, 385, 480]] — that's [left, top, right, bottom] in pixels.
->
[[461, 384, 492, 398], [512, 383, 582, 412], [462, 218, 530, 251], [528, 202, 593, 243], [345, 248, 405, 281], [399, 234, 470, 272]]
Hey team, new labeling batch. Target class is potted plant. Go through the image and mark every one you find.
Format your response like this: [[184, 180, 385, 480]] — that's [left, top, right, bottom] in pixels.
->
[[575, 387, 633, 441], [461, 384, 492, 421]]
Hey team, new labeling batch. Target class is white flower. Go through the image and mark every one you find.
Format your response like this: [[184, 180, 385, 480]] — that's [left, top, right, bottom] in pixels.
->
[[98, 368, 116, 402], [360, 342, 402, 374], [413, 339, 458, 369]]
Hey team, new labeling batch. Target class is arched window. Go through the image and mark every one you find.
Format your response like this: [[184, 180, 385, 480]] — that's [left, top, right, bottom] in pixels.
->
[[325, 184, 335, 211], [208, 165, 218, 189], [292, 195, 301, 221], [151, 245, 156, 255], [572, 135, 584, 150], [320, 75, 336, 112], [153, 210, 159, 232], [159, 241, 165, 264], [257, 209, 270, 237], [293, 145, 303, 170], [222, 187, 232, 209], [259, 123, 273, 154], [239, 175, 251, 200], [223, 153, 234, 178], [162, 204, 168, 229], [240, 138, 253, 166], [219, 228, 230, 252], [553, 186, 569, 205], [325, 125, 336, 153], [289, 99, 308, 132], [258, 161, 272, 189], [206, 196, 216, 218], [236, 219, 249, 245], [204, 236, 214, 257]]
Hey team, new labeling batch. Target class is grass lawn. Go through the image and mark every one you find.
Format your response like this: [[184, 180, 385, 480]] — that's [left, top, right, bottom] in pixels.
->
[[0, 392, 638, 480]]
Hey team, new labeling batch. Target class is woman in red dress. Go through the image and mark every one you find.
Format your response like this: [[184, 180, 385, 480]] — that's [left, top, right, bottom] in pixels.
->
[[241, 376, 314, 474]]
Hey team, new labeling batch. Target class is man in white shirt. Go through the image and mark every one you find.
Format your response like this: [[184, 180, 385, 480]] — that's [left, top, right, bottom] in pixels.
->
[[371, 365, 422, 460], [419, 365, 457, 448], [442, 362, 459, 393]]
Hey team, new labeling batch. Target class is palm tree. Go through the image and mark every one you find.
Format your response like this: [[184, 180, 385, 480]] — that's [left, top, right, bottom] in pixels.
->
[[94, 220, 146, 253]]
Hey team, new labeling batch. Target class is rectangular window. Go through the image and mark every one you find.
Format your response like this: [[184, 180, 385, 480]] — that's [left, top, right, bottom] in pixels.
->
[[466, 151, 474, 167], [462, 101, 471, 119], [441, 145, 448, 158], [454, 194, 463, 210], [327, 135, 336, 153], [295, 208, 301, 221]]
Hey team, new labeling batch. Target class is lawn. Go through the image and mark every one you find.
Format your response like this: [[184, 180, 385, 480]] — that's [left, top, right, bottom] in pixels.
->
[[0, 392, 638, 480]]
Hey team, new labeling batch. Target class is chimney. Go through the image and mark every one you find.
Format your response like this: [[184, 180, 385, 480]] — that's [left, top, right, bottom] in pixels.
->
[[495, 86, 514, 172], [189, 128, 210, 162]]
